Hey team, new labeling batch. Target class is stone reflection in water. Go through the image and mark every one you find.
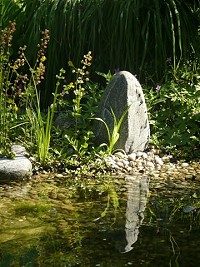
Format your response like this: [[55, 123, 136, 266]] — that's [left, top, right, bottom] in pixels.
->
[[121, 175, 149, 253]]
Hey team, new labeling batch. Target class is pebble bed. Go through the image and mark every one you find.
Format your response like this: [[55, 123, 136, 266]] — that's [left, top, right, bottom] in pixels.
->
[[0, 147, 199, 200], [103, 148, 200, 183]]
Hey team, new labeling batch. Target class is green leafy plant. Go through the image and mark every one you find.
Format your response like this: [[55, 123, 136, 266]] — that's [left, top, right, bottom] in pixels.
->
[[64, 130, 93, 158], [0, 23, 58, 164], [96, 70, 113, 84], [59, 51, 101, 159], [144, 62, 200, 158], [95, 105, 131, 155], [0, 22, 102, 167]]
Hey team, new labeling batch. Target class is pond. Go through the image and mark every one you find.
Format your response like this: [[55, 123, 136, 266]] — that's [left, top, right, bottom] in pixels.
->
[[0, 172, 200, 267]]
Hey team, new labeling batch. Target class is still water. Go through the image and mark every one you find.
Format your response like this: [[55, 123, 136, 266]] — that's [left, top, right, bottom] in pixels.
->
[[0, 174, 200, 267]]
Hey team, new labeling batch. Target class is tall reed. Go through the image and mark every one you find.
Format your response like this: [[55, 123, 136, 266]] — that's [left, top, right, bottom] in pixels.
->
[[3, 0, 199, 105]]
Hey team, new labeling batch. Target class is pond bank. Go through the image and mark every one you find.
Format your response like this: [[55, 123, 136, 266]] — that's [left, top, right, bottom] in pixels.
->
[[103, 148, 200, 183], [0, 161, 200, 267], [0, 146, 199, 198]]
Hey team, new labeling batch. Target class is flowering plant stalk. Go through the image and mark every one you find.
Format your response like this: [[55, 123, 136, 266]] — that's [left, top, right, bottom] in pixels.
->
[[62, 52, 94, 157], [68, 51, 92, 131], [0, 21, 19, 157]]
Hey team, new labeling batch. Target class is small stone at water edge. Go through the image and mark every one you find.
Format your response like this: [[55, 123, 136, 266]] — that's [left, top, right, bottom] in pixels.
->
[[146, 161, 155, 168], [154, 156, 164, 166], [181, 162, 189, 167], [183, 206, 195, 213], [128, 153, 136, 161]]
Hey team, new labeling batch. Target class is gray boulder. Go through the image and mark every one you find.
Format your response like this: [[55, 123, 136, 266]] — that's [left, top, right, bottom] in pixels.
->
[[94, 71, 150, 153], [0, 145, 32, 181]]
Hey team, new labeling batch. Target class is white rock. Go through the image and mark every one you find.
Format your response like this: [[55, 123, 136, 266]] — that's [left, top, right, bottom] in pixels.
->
[[156, 165, 161, 170], [147, 152, 155, 158], [0, 145, 32, 181], [181, 162, 189, 167], [141, 153, 148, 159], [146, 156, 153, 162], [129, 161, 136, 167], [126, 166, 133, 172], [105, 156, 112, 161], [136, 151, 145, 158], [114, 151, 127, 159], [116, 161, 124, 168], [128, 152, 136, 161], [146, 161, 155, 168], [136, 158, 144, 164], [112, 163, 121, 170], [122, 159, 129, 167], [150, 148, 160, 155], [161, 156, 169, 163], [94, 71, 150, 153], [154, 156, 164, 166]]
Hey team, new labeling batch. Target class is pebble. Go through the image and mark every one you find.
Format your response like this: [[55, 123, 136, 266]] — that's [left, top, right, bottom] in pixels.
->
[[116, 161, 124, 168], [129, 161, 135, 167], [55, 173, 65, 178], [146, 161, 155, 168], [128, 153, 136, 161], [104, 148, 199, 182], [0, 148, 198, 203], [154, 156, 164, 166], [136, 152, 146, 158], [114, 151, 126, 159], [181, 162, 189, 167]]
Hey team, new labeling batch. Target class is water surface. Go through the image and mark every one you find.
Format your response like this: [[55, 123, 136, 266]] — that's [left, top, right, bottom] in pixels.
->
[[0, 173, 199, 267]]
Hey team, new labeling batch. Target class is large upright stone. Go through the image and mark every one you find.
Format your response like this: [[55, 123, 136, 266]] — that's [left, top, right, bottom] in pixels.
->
[[94, 71, 150, 153]]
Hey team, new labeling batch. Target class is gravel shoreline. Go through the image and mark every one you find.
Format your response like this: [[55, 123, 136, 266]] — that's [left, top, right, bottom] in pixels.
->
[[103, 148, 200, 182]]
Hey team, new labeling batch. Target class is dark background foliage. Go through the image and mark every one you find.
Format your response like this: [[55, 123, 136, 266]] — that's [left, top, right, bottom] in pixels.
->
[[1, 0, 200, 106]]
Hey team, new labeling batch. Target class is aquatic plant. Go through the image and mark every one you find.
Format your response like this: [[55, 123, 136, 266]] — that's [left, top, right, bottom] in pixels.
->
[[14, 200, 51, 217], [26, 67, 63, 165]]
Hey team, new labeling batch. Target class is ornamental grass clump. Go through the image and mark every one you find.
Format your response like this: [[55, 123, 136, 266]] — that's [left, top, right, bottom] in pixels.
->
[[23, 29, 61, 165], [5, 0, 198, 97]]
